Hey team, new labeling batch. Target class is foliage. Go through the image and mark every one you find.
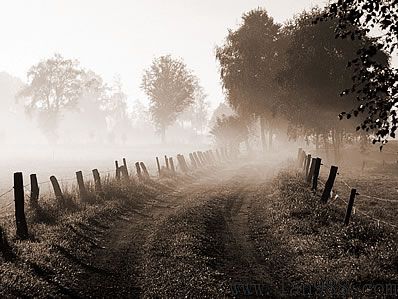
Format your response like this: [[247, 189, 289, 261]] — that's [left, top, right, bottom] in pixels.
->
[[319, 0, 398, 147], [141, 55, 196, 142], [17, 53, 84, 142], [216, 9, 283, 150], [280, 9, 388, 153], [103, 76, 131, 143], [210, 115, 249, 147], [216, 9, 282, 118], [208, 102, 234, 128], [178, 83, 210, 134]]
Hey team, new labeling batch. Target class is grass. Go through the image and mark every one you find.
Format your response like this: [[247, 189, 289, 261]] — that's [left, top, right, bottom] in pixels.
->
[[249, 168, 398, 297], [0, 173, 178, 297]]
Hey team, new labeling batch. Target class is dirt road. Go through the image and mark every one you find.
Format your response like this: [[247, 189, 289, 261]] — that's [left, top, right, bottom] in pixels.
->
[[69, 161, 282, 298]]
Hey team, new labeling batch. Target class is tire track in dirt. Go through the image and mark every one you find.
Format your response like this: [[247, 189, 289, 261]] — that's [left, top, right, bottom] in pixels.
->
[[141, 163, 281, 298], [69, 162, 282, 298]]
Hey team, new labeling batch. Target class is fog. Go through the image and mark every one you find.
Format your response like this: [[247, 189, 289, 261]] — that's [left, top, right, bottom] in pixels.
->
[[4, 0, 391, 214]]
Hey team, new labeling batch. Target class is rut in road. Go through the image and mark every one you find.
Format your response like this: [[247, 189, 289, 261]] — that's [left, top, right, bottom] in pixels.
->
[[69, 162, 282, 298]]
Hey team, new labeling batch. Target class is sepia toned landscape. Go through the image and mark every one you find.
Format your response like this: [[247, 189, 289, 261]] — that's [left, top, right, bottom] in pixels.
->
[[0, 0, 397, 298]]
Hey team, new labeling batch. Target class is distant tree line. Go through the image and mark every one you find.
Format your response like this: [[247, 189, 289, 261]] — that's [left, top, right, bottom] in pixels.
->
[[16, 54, 210, 145]]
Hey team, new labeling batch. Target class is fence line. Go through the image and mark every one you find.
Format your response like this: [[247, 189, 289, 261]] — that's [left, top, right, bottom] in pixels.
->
[[0, 147, 230, 239], [298, 147, 398, 229]]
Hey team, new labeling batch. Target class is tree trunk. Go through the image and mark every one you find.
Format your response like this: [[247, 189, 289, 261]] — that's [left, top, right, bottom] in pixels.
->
[[161, 125, 166, 144], [315, 132, 319, 152], [260, 116, 267, 153], [268, 127, 273, 151]]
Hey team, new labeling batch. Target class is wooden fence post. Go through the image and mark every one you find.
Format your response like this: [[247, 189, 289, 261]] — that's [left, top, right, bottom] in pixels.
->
[[181, 155, 189, 171], [76, 171, 87, 201], [121, 166, 129, 181], [169, 157, 176, 174], [92, 169, 102, 193], [307, 158, 316, 184], [189, 153, 197, 168], [164, 155, 169, 170], [321, 166, 338, 203], [50, 176, 64, 200], [14, 172, 28, 239], [193, 152, 201, 167], [135, 162, 143, 180], [312, 158, 322, 191], [198, 152, 205, 165], [178, 154, 189, 173], [344, 189, 357, 226], [304, 154, 312, 177], [115, 161, 120, 181], [156, 157, 161, 177], [123, 158, 129, 177], [30, 174, 39, 206], [140, 162, 150, 179]]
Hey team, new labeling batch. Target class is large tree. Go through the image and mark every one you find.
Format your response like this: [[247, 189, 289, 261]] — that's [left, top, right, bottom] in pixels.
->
[[18, 53, 84, 142], [141, 55, 196, 143], [216, 9, 283, 151], [319, 0, 397, 147], [280, 9, 388, 160]]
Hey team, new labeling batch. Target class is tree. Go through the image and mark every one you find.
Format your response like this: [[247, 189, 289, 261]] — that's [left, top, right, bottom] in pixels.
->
[[209, 102, 234, 128], [216, 9, 283, 151], [103, 76, 131, 144], [141, 55, 196, 143], [61, 70, 108, 144], [280, 9, 388, 160], [178, 83, 210, 134], [210, 115, 249, 150], [319, 0, 397, 147], [17, 53, 83, 142]]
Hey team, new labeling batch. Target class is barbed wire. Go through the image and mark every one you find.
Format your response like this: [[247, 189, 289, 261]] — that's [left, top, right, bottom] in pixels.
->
[[314, 163, 398, 229], [0, 187, 13, 199]]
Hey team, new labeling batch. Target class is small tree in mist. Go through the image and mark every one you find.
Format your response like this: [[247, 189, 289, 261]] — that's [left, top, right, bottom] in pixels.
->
[[209, 102, 234, 128], [17, 53, 84, 143], [178, 83, 210, 134], [141, 55, 196, 143], [210, 115, 249, 150], [103, 77, 131, 144]]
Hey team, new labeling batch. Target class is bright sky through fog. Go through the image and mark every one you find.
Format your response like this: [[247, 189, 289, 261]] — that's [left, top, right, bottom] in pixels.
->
[[0, 0, 329, 110]]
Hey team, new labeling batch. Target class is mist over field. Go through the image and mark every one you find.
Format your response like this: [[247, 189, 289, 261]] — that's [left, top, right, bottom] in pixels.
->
[[0, 1, 398, 298]]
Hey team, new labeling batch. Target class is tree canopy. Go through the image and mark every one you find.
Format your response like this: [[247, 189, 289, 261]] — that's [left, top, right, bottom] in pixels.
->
[[216, 9, 283, 151], [319, 0, 398, 147], [17, 53, 84, 142], [141, 55, 197, 143]]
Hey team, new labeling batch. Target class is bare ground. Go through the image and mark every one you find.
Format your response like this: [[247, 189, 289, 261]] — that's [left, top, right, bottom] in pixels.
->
[[62, 162, 281, 298]]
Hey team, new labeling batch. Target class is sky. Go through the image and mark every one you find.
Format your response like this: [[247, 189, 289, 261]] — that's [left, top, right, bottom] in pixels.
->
[[0, 0, 330, 110]]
